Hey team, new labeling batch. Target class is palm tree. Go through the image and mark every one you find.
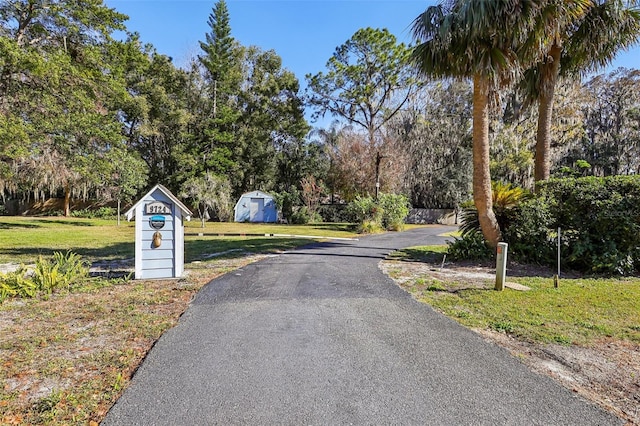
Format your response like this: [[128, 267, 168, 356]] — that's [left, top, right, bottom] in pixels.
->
[[521, 0, 640, 185], [411, 0, 539, 248]]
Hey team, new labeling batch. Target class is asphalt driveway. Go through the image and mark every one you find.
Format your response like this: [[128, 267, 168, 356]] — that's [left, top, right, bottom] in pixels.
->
[[103, 226, 620, 425]]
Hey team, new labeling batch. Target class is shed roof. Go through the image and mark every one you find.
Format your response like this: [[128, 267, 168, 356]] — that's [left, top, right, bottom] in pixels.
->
[[234, 190, 275, 210], [125, 184, 192, 221]]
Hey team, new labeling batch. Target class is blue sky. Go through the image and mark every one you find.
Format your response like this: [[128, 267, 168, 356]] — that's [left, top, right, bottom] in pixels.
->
[[105, 0, 639, 125], [104, 0, 440, 78]]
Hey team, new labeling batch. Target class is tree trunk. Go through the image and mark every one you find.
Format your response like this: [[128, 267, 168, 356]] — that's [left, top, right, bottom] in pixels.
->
[[472, 74, 501, 248], [534, 43, 562, 188], [64, 183, 71, 217]]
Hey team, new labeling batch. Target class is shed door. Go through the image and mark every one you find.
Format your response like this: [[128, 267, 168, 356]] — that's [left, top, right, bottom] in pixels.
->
[[250, 198, 264, 222]]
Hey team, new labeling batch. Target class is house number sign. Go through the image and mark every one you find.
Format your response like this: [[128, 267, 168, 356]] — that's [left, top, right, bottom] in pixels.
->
[[145, 201, 171, 215]]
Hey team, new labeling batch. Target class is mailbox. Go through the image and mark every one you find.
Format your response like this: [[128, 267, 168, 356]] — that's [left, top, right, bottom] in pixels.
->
[[125, 184, 192, 279]]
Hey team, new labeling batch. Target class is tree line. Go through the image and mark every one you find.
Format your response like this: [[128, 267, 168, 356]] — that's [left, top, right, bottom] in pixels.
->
[[1, 0, 638, 227]]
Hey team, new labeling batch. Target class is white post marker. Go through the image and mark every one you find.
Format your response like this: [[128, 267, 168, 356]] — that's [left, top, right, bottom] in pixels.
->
[[495, 242, 508, 291]]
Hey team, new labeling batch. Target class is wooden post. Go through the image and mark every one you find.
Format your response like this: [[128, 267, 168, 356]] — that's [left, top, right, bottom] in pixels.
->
[[495, 242, 508, 291]]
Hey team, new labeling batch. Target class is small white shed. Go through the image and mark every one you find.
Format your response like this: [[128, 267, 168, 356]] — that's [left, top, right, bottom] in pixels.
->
[[125, 184, 192, 279], [234, 191, 278, 223]]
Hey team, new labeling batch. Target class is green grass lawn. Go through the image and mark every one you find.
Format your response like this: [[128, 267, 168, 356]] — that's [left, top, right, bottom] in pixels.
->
[[0, 217, 361, 264], [393, 246, 640, 346], [185, 221, 358, 237], [0, 217, 135, 263]]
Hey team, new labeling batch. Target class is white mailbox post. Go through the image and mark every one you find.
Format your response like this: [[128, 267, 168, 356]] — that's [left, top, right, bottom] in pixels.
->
[[125, 184, 192, 279]]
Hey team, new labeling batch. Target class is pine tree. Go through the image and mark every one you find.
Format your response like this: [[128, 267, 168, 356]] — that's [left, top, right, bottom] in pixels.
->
[[193, 0, 241, 181], [198, 0, 238, 114]]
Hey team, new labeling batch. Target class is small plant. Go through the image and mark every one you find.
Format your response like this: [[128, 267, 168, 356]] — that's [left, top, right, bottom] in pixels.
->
[[552, 335, 572, 345], [0, 266, 38, 302], [426, 282, 446, 292], [53, 251, 89, 282], [491, 321, 515, 334], [459, 182, 530, 237], [0, 252, 89, 303], [33, 257, 62, 294], [455, 310, 471, 319], [33, 251, 89, 294], [447, 232, 493, 261], [360, 219, 383, 234], [33, 390, 62, 414]]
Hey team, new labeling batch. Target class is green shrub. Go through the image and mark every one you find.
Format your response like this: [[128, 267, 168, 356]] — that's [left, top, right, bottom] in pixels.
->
[[541, 176, 640, 275], [317, 204, 352, 223], [378, 193, 410, 231], [502, 197, 555, 265], [447, 231, 493, 261], [71, 207, 116, 219], [273, 189, 300, 223], [347, 195, 381, 224], [347, 193, 408, 233], [290, 207, 322, 225], [504, 176, 640, 275]]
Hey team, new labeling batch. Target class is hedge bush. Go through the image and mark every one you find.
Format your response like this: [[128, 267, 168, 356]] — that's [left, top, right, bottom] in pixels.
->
[[346, 193, 409, 233], [317, 204, 352, 223], [290, 206, 322, 225], [70, 207, 117, 219], [347, 196, 384, 233], [505, 176, 640, 275], [378, 193, 410, 231], [447, 231, 493, 261], [502, 197, 556, 265]]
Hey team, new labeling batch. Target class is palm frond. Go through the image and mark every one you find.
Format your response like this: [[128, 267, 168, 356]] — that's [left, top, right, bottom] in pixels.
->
[[562, 0, 640, 76], [459, 181, 531, 236]]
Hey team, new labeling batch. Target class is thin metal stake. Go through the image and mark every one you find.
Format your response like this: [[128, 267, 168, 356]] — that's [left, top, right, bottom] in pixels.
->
[[555, 227, 561, 288], [557, 227, 561, 277]]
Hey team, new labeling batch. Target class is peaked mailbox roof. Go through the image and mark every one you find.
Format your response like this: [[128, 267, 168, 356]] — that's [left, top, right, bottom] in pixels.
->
[[125, 184, 192, 221]]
